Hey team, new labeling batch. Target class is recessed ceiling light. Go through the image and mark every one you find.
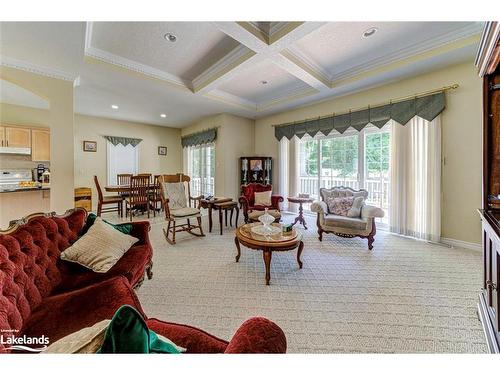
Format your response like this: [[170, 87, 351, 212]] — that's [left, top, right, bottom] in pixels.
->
[[164, 33, 177, 42], [111, 104, 119, 109], [362, 27, 378, 38], [160, 113, 167, 118], [260, 80, 268, 85]]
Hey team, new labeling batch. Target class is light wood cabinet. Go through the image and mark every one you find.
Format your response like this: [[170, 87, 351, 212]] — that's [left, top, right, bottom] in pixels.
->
[[31, 129, 50, 161], [4, 126, 31, 148]]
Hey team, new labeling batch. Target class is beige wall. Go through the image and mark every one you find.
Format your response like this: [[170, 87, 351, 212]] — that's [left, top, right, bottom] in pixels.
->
[[0, 102, 183, 212], [0, 67, 75, 213], [255, 62, 483, 244], [74, 115, 182, 210], [181, 113, 254, 199]]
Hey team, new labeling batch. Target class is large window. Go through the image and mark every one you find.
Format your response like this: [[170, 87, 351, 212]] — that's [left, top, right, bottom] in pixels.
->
[[107, 142, 139, 185], [298, 125, 390, 224], [187, 143, 215, 197]]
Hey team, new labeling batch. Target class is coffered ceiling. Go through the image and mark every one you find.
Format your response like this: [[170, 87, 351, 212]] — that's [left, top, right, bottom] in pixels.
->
[[0, 21, 484, 127]]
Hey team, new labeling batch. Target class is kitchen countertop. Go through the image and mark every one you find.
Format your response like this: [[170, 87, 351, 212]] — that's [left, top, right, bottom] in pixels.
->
[[0, 187, 50, 193]]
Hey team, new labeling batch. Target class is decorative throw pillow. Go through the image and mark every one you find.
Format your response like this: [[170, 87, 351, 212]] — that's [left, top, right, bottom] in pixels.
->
[[98, 305, 185, 354], [327, 196, 365, 217], [347, 196, 365, 218], [162, 182, 187, 210], [254, 190, 272, 206], [45, 320, 110, 354], [60, 217, 139, 273], [80, 213, 133, 236]]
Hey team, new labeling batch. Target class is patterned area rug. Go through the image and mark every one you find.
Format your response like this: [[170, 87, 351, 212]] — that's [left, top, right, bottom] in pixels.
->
[[131, 213, 486, 353]]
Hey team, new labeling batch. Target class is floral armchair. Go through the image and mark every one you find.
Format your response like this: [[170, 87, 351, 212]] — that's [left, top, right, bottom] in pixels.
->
[[311, 186, 385, 250], [239, 183, 283, 223]]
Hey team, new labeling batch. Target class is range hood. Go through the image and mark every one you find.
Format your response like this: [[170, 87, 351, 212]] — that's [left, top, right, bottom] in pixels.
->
[[0, 147, 31, 155]]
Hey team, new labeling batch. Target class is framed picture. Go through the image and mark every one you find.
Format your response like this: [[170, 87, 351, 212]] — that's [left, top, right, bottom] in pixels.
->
[[83, 141, 97, 152], [158, 146, 167, 156], [250, 159, 263, 171]]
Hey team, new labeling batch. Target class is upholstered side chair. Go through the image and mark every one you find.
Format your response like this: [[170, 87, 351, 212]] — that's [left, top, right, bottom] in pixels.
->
[[239, 183, 283, 223], [159, 174, 204, 244], [311, 186, 385, 250]]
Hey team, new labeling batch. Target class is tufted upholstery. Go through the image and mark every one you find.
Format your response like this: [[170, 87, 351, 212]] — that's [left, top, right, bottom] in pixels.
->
[[0, 209, 286, 354], [0, 209, 152, 352]]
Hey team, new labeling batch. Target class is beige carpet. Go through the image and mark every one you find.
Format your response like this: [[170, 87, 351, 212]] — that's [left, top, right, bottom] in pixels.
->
[[111, 212, 486, 353]]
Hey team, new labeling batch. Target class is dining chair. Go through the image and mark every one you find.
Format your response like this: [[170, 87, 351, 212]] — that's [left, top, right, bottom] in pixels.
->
[[149, 174, 163, 216], [125, 175, 151, 221], [94, 175, 123, 217], [137, 173, 152, 185]]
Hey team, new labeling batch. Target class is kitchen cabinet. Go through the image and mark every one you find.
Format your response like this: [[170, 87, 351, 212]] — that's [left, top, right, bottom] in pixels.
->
[[0, 126, 5, 147], [31, 128, 50, 161], [4, 126, 31, 148]]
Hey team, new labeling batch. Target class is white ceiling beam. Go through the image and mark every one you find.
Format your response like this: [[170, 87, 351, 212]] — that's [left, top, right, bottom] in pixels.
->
[[197, 21, 330, 97]]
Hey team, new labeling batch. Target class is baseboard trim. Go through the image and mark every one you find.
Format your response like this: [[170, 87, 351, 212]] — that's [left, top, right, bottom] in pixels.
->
[[441, 237, 481, 252]]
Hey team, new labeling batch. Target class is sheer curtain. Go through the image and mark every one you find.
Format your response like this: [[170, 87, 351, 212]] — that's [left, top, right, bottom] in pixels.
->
[[389, 116, 441, 242]]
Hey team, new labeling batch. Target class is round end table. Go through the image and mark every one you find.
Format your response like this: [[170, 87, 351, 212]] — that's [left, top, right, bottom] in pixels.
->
[[287, 196, 314, 229]]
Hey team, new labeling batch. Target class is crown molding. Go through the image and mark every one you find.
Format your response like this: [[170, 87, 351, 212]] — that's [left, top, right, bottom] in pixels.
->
[[330, 23, 483, 82], [84, 21, 189, 90], [257, 86, 318, 111], [282, 46, 331, 88], [204, 89, 257, 111], [84, 46, 189, 88], [192, 45, 256, 93], [0, 55, 77, 82]]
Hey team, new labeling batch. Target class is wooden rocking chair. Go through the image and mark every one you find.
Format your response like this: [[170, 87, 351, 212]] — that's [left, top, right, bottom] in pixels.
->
[[158, 174, 205, 244]]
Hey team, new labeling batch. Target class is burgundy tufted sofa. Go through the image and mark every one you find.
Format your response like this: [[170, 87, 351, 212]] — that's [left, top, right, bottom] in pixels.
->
[[0, 208, 286, 354]]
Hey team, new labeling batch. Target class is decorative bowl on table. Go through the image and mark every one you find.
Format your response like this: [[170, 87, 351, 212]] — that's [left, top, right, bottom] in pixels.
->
[[251, 208, 281, 235]]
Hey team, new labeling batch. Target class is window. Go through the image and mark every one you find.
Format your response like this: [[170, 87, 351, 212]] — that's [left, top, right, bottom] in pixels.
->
[[187, 143, 215, 197], [297, 125, 390, 225], [107, 141, 139, 185]]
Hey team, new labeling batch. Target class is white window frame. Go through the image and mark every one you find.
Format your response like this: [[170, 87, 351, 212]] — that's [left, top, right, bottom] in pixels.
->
[[187, 142, 215, 197], [296, 124, 391, 224], [106, 141, 139, 185]]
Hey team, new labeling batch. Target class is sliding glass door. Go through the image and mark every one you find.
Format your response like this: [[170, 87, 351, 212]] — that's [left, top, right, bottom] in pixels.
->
[[297, 124, 390, 225], [187, 143, 215, 197]]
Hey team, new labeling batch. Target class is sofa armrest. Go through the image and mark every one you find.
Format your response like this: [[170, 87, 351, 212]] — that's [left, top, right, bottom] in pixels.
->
[[361, 204, 385, 219], [311, 200, 327, 214], [224, 317, 287, 353], [127, 221, 151, 246], [271, 195, 284, 210]]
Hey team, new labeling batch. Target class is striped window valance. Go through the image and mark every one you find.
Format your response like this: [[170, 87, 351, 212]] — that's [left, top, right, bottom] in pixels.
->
[[181, 128, 217, 148], [274, 92, 446, 140], [104, 136, 143, 147]]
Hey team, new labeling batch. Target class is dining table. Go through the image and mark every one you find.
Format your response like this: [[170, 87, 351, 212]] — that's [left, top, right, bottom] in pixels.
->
[[105, 184, 159, 193]]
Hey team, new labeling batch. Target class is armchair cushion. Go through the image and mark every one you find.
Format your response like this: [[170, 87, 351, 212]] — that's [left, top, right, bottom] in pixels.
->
[[162, 182, 187, 210], [324, 215, 368, 230], [170, 207, 201, 218], [248, 209, 281, 221], [326, 196, 365, 218]]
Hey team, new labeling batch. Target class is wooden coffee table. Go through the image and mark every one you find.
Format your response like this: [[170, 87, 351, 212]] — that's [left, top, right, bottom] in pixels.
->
[[234, 223, 304, 285]]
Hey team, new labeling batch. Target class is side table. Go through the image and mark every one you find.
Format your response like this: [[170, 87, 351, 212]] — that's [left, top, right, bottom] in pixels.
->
[[287, 196, 314, 229], [200, 197, 233, 233]]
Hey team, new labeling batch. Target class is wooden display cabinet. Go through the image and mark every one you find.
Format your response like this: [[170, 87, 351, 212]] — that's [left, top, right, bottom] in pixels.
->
[[240, 156, 272, 186]]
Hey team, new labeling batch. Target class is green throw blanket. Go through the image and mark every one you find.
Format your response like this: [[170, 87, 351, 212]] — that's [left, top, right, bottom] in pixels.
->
[[98, 305, 183, 354]]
